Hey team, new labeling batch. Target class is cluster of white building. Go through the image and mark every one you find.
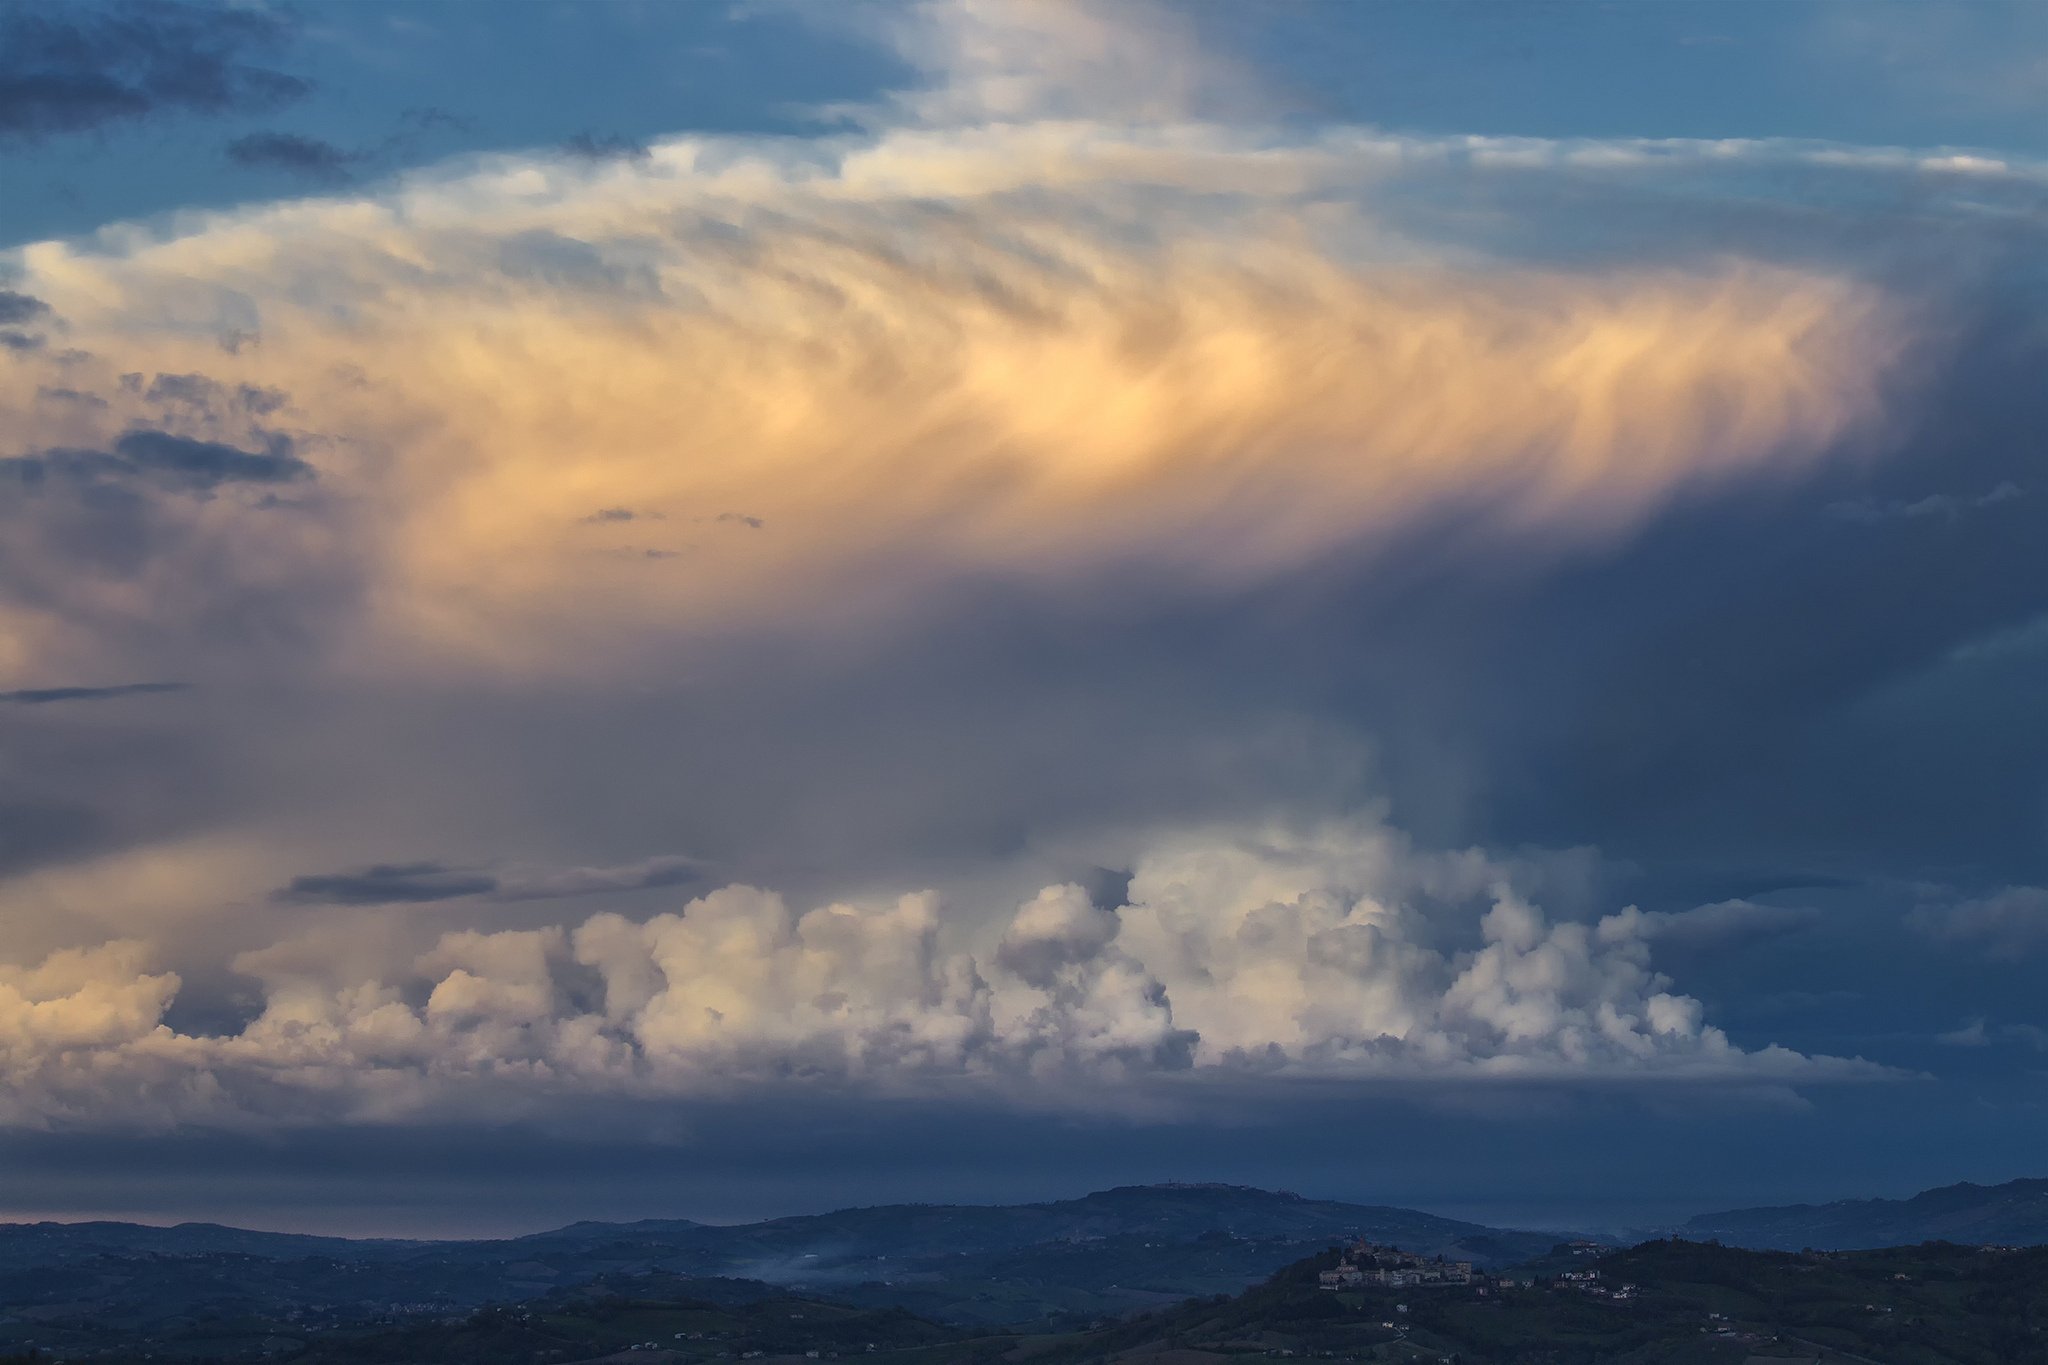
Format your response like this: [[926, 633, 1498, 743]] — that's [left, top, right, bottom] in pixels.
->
[[1558, 1267, 1637, 1301]]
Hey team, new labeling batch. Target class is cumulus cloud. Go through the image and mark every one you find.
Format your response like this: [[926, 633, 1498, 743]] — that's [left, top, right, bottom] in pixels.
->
[[0, 819, 1889, 1130], [0, 941, 184, 1128]]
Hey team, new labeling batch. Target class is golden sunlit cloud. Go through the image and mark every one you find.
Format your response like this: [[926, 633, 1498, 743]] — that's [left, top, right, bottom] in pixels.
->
[[1, 125, 1896, 682]]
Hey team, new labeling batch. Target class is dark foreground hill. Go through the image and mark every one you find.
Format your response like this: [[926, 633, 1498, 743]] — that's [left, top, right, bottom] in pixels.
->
[[0, 1184, 1559, 1342], [1685, 1177, 2048, 1251], [17, 1236, 2048, 1365]]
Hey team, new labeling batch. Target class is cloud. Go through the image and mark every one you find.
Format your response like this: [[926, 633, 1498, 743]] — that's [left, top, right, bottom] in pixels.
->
[[581, 506, 662, 524], [1824, 482, 2023, 525], [0, 0, 2010, 1149], [273, 862, 500, 907], [106, 429, 310, 488], [2, 430, 310, 493], [0, 125, 1899, 683], [0, 0, 307, 140], [0, 290, 49, 325], [0, 415, 345, 688], [1628, 900, 1819, 951], [1937, 1017, 2048, 1051], [561, 132, 651, 162], [865, 0, 1267, 126], [0, 680, 188, 705], [1911, 886, 2048, 959], [0, 818, 1890, 1130], [272, 855, 702, 907], [489, 855, 703, 902], [224, 132, 359, 183]]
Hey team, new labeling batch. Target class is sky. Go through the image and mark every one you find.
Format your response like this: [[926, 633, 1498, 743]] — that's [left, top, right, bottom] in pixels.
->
[[3, 0, 2048, 1239]]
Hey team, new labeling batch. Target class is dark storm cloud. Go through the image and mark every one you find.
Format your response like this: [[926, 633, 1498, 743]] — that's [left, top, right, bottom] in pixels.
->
[[225, 131, 359, 183], [0, 0, 308, 140], [274, 862, 501, 906], [1425, 300, 2048, 890], [0, 680, 189, 705], [0, 290, 50, 325], [1, 429, 311, 492], [272, 855, 702, 906]]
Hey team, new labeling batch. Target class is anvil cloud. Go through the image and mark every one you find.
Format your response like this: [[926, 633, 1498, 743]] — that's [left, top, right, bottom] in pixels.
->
[[0, 0, 1985, 1145]]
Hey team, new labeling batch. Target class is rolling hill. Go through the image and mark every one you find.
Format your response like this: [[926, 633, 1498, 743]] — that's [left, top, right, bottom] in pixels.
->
[[1684, 1177, 2048, 1251], [0, 1184, 1560, 1340]]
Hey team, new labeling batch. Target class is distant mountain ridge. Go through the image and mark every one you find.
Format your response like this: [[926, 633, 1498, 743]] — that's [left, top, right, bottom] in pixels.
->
[[0, 1184, 1547, 1268], [484, 1183, 1548, 1263], [1684, 1176, 2048, 1250], [0, 1218, 420, 1267], [0, 1184, 1561, 1333]]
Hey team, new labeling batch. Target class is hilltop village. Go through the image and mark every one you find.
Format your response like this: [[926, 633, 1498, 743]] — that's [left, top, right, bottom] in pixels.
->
[[1316, 1238, 1642, 1302], [1316, 1240, 1476, 1291]]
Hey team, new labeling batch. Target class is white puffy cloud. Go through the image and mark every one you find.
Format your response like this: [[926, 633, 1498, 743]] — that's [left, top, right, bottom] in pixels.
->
[[0, 819, 1890, 1129], [0, 940, 176, 1052]]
